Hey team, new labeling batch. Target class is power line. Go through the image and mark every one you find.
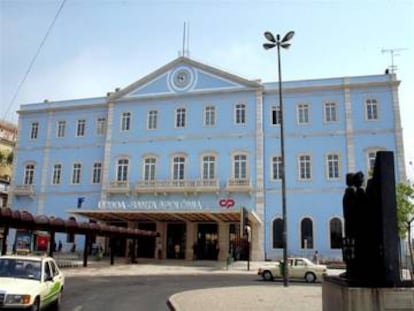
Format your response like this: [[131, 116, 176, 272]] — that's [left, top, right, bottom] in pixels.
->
[[3, 0, 67, 120]]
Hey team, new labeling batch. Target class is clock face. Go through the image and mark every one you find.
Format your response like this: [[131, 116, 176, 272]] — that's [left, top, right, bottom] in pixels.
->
[[173, 69, 191, 88]]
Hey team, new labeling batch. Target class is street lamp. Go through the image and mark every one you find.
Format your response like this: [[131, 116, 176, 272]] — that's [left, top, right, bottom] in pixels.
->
[[263, 30, 294, 287]]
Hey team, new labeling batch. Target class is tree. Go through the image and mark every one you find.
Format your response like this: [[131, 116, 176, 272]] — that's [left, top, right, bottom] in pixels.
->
[[396, 182, 414, 275]]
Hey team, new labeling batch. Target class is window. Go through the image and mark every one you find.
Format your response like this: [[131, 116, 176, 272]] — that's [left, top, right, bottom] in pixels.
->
[[330, 218, 343, 249], [298, 154, 312, 180], [301, 218, 313, 249], [272, 156, 282, 180], [235, 103, 246, 124], [117, 159, 129, 182], [147, 110, 158, 130], [30, 122, 39, 139], [57, 121, 66, 138], [176, 108, 186, 128], [144, 158, 156, 181], [326, 154, 340, 179], [24, 164, 35, 185], [92, 162, 102, 184], [324, 102, 337, 122], [121, 112, 131, 131], [272, 218, 283, 248], [96, 118, 106, 135], [76, 120, 86, 137], [234, 154, 247, 179], [271, 106, 281, 125], [71, 163, 82, 184], [173, 156, 185, 180], [202, 155, 215, 179], [366, 99, 378, 120], [297, 104, 309, 124], [52, 164, 62, 185], [204, 106, 215, 126], [368, 151, 377, 172]]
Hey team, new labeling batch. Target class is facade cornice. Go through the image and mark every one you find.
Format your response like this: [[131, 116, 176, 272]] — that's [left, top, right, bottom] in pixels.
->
[[263, 79, 400, 95]]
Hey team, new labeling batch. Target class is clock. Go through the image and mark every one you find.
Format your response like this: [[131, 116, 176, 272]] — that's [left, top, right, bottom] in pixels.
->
[[173, 69, 191, 88]]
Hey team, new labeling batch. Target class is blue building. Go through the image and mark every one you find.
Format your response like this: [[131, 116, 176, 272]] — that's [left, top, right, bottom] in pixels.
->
[[9, 57, 406, 261]]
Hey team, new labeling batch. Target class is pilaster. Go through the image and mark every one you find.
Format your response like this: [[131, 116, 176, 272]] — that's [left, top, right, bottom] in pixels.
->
[[344, 79, 356, 173]]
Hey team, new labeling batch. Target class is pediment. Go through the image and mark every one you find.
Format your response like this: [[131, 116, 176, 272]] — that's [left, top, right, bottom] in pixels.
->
[[109, 57, 261, 100]]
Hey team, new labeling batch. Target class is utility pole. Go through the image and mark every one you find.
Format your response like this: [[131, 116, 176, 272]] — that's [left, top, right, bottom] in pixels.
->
[[381, 48, 407, 73]]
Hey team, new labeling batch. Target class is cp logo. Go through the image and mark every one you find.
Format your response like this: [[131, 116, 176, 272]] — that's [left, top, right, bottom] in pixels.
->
[[219, 199, 235, 209]]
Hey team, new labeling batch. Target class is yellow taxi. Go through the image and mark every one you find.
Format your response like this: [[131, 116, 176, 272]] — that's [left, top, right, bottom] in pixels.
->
[[0, 255, 64, 310]]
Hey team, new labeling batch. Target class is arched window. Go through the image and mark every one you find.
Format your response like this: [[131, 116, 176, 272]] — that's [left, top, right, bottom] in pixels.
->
[[272, 218, 283, 249], [301, 218, 314, 249], [330, 218, 343, 249]]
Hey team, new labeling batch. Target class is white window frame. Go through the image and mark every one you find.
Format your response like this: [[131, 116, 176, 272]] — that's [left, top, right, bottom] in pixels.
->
[[297, 103, 309, 125], [326, 153, 340, 180], [121, 112, 131, 131], [52, 163, 62, 185], [235, 103, 246, 125], [76, 119, 86, 137], [298, 153, 312, 181], [175, 107, 186, 128], [71, 162, 82, 184], [143, 157, 157, 181], [24, 163, 35, 185], [57, 121, 66, 138], [147, 110, 158, 130], [271, 105, 281, 126], [365, 98, 379, 121], [116, 158, 129, 182], [202, 154, 216, 180], [324, 102, 337, 123], [92, 162, 102, 184], [271, 155, 282, 180], [233, 153, 248, 180], [172, 155, 186, 180], [96, 118, 106, 136], [30, 122, 39, 140], [204, 105, 216, 127]]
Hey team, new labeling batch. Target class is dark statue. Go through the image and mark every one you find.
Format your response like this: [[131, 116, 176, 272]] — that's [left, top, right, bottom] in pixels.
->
[[342, 151, 401, 287]]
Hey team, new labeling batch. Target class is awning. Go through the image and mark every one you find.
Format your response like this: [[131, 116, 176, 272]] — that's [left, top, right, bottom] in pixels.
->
[[67, 209, 262, 224]]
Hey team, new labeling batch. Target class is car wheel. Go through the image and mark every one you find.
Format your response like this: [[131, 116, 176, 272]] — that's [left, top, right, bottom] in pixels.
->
[[305, 272, 316, 283], [30, 297, 40, 311], [262, 270, 274, 281]]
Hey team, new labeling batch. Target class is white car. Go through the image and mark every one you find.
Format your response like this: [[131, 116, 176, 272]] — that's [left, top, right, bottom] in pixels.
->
[[0, 255, 65, 310], [258, 257, 327, 283]]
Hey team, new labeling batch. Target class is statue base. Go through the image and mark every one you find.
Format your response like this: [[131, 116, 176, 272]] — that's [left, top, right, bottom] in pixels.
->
[[322, 277, 414, 311]]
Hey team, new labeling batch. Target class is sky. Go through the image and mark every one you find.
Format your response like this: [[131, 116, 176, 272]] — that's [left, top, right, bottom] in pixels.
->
[[1, 0, 413, 178]]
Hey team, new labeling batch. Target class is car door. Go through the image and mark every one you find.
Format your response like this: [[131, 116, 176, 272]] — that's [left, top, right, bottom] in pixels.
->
[[290, 258, 305, 279], [44, 260, 62, 305]]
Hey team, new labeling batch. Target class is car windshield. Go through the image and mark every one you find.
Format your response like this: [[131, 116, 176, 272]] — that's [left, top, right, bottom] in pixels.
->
[[0, 258, 41, 281]]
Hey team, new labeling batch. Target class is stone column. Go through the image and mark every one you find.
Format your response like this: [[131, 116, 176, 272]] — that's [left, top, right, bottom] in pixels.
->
[[156, 221, 166, 259], [218, 222, 229, 261], [185, 222, 195, 260]]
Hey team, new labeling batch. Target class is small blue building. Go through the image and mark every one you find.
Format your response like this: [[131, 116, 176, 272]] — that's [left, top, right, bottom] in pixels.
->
[[9, 57, 406, 261]]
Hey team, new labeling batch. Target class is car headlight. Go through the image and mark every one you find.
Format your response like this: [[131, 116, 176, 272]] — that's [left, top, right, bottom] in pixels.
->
[[5, 294, 31, 305]]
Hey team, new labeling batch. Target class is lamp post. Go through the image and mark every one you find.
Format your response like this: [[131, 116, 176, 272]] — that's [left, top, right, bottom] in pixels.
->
[[263, 30, 294, 287]]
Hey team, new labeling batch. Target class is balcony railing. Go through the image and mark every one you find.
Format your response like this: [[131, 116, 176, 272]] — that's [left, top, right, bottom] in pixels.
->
[[106, 181, 130, 194], [135, 179, 220, 194], [13, 184, 35, 197], [225, 178, 252, 193]]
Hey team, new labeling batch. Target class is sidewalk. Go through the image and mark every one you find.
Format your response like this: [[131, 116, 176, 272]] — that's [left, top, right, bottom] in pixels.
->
[[62, 259, 332, 311], [167, 285, 322, 311]]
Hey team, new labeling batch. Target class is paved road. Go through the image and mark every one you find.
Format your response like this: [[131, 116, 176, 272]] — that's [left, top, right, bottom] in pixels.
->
[[61, 274, 268, 311]]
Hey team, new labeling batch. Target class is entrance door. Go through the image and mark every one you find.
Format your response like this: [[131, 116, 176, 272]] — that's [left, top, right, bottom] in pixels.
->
[[196, 224, 218, 260], [137, 223, 156, 258], [166, 223, 186, 259]]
